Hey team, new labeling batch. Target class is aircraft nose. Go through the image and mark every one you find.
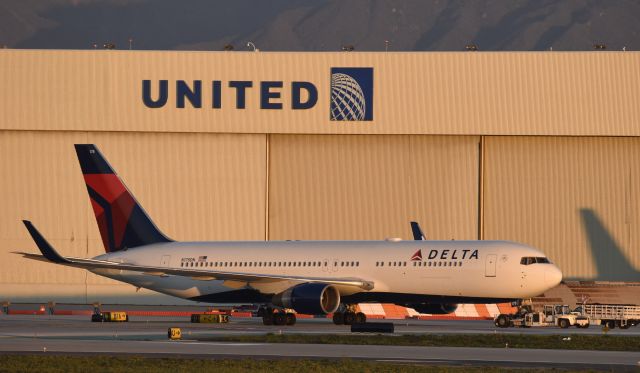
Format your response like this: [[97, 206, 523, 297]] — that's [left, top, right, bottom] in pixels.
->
[[545, 266, 563, 288]]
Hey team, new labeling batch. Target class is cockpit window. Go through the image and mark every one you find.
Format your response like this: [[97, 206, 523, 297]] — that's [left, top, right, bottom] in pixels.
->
[[520, 257, 551, 265]]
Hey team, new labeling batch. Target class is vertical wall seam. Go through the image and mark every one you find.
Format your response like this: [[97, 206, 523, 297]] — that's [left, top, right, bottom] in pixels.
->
[[265, 133, 270, 241], [478, 135, 485, 240]]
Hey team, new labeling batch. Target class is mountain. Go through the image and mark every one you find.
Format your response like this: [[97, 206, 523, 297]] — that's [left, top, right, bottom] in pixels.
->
[[1, 0, 639, 51]]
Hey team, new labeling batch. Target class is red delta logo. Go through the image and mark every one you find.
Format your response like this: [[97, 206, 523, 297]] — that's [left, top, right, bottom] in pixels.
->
[[411, 249, 422, 261]]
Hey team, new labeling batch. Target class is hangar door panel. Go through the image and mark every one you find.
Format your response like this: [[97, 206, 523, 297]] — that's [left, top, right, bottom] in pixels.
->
[[483, 137, 640, 281], [268, 135, 480, 241], [0, 131, 266, 303]]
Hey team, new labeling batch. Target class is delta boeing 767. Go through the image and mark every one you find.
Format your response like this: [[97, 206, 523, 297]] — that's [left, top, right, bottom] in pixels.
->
[[18, 145, 562, 326]]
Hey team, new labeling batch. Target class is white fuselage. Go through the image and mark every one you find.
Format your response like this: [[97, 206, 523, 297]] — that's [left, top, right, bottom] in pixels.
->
[[90, 239, 562, 305]]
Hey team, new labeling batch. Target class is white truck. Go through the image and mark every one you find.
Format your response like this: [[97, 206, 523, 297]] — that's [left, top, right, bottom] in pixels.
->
[[495, 304, 590, 329], [577, 304, 640, 329]]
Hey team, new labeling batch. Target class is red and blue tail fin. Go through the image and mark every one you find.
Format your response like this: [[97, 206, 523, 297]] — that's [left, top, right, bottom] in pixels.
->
[[74, 144, 172, 253]]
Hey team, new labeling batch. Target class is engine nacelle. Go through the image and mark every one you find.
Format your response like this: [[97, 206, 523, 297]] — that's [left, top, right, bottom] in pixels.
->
[[272, 283, 340, 315], [408, 303, 458, 315]]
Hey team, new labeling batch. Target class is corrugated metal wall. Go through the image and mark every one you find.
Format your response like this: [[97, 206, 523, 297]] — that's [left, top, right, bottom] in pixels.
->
[[2, 51, 640, 303], [268, 135, 479, 240], [0, 131, 266, 303], [1, 50, 639, 135], [2, 132, 640, 303], [483, 136, 640, 280]]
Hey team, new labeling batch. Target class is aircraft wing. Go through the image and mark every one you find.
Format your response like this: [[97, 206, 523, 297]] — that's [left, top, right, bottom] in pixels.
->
[[17, 221, 374, 291]]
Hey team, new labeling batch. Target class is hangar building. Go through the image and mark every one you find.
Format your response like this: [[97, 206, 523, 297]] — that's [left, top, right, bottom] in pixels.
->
[[0, 50, 639, 304]]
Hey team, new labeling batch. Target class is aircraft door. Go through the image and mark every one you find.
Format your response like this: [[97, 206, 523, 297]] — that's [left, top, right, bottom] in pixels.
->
[[485, 254, 497, 277], [160, 255, 171, 267]]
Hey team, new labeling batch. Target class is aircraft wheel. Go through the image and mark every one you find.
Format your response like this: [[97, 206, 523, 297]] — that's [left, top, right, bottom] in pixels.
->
[[332, 312, 344, 325], [273, 312, 286, 326], [262, 313, 274, 325], [343, 311, 356, 325], [286, 313, 296, 326], [355, 312, 366, 324]]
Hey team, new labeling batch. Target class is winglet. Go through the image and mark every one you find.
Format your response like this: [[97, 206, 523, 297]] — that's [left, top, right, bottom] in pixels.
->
[[410, 221, 426, 240], [22, 220, 70, 264]]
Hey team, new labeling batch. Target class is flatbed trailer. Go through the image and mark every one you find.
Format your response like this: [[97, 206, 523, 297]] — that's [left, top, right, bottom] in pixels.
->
[[580, 304, 640, 329]]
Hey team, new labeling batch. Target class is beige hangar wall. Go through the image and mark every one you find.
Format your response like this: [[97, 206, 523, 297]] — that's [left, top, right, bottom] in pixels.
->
[[0, 131, 267, 303], [268, 135, 480, 241], [1, 50, 640, 304], [482, 136, 640, 281]]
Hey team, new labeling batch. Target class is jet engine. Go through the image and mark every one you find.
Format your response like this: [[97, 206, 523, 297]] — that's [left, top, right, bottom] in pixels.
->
[[407, 303, 458, 314], [272, 283, 340, 315]]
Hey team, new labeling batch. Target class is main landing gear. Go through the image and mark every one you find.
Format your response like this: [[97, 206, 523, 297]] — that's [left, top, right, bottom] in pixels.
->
[[332, 304, 366, 325], [258, 306, 296, 326]]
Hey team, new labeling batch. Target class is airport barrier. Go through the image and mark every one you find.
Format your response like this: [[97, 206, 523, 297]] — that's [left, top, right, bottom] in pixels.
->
[[351, 322, 395, 333], [3, 303, 517, 320]]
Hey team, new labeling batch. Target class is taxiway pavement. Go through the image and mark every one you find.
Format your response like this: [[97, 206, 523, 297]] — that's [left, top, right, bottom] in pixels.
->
[[1, 315, 639, 370]]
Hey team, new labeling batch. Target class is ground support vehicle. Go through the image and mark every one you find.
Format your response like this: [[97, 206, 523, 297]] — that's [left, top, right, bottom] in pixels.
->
[[495, 304, 589, 329], [580, 304, 640, 329], [190, 313, 229, 323], [91, 311, 129, 322]]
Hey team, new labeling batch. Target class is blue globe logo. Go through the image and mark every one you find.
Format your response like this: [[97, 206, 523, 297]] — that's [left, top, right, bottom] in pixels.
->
[[330, 73, 367, 121]]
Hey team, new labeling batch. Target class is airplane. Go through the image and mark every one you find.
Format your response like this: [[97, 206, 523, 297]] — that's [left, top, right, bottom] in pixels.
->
[[17, 144, 563, 326]]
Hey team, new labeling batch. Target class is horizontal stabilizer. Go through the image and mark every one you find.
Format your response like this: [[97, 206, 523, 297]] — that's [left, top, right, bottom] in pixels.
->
[[22, 221, 70, 264]]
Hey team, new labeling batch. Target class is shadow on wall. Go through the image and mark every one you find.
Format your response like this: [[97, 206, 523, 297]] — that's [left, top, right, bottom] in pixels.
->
[[579, 208, 640, 281]]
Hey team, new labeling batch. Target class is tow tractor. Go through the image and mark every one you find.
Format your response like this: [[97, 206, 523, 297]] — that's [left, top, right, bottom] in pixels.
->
[[495, 301, 640, 329], [495, 302, 589, 329]]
